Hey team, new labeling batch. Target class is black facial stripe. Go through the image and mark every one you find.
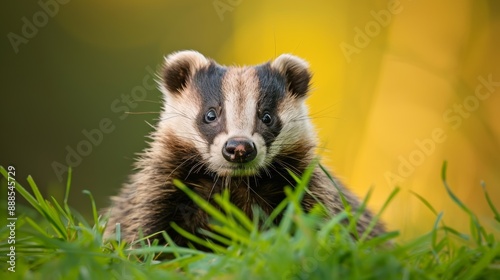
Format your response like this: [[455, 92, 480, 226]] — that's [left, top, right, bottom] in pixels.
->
[[254, 63, 285, 148], [194, 62, 227, 144]]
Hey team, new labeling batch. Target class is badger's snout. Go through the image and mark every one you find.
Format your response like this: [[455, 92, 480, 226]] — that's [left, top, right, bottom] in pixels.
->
[[222, 137, 257, 163]]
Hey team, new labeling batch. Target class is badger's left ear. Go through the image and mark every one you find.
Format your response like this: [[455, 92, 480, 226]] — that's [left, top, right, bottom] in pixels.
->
[[271, 54, 311, 98]]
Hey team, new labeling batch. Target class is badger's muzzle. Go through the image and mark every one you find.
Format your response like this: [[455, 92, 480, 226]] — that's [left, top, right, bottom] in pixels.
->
[[222, 137, 257, 163]]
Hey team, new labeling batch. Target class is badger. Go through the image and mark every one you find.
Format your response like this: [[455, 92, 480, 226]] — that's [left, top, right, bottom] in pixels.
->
[[104, 50, 385, 246]]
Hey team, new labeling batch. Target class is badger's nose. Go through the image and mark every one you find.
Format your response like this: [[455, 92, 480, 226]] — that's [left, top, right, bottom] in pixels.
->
[[222, 137, 257, 163]]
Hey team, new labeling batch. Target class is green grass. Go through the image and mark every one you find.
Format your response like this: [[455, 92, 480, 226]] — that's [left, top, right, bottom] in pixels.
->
[[0, 162, 499, 279]]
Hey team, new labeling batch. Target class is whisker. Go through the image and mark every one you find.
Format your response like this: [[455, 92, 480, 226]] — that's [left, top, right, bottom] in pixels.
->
[[208, 175, 220, 201], [242, 178, 273, 209], [144, 120, 156, 129], [136, 99, 163, 104], [165, 154, 199, 181], [125, 111, 161, 115], [266, 164, 295, 187]]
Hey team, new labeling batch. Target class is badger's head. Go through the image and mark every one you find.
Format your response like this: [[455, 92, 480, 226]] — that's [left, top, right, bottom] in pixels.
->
[[158, 50, 317, 177]]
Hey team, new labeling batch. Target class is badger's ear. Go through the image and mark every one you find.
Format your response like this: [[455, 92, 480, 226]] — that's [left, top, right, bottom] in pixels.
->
[[162, 50, 210, 94], [271, 54, 311, 98]]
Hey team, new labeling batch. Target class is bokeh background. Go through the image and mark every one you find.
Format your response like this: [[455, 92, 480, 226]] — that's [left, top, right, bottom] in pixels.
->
[[1, 0, 499, 240]]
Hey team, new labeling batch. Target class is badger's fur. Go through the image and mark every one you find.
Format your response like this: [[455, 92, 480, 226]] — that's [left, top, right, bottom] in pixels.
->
[[104, 51, 384, 246]]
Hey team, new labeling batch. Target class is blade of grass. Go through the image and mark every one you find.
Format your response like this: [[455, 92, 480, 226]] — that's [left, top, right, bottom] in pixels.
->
[[64, 167, 72, 217], [320, 163, 349, 209], [213, 192, 254, 232], [481, 181, 500, 223], [127, 245, 206, 256], [263, 196, 289, 229], [82, 190, 99, 230], [431, 212, 444, 250], [348, 187, 373, 240], [161, 231, 180, 259], [362, 231, 399, 247], [170, 222, 226, 253], [50, 196, 71, 222], [318, 211, 349, 240], [25, 216, 54, 238], [173, 179, 247, 237], [208, 224, 251, 245], [360, 187, 400, 241], [1, 167, 42, 214], [441, 162, 485, 245], [461, 245, 500, 279], [410, 190, 438, 216], [279, 187, 298, 235], [198, 228, 233, 246], [26, 175, 67, 239]]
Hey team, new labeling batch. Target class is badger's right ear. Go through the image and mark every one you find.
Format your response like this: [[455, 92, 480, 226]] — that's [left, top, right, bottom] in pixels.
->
[[162, 50, 210, 94]]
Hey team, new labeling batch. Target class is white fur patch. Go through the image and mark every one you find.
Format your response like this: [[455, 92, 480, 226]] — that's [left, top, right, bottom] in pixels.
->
[[205, 67, 269, 176], [268, 99, 316, 161]]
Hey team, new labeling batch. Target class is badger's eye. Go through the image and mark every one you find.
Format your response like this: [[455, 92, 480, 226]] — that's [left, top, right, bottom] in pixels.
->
[[261, 113, 272, 125], [204, 109, 218, 123]]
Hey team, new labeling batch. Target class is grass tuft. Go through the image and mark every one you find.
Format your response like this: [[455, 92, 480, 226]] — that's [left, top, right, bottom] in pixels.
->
[[0, 162, 499, 279]]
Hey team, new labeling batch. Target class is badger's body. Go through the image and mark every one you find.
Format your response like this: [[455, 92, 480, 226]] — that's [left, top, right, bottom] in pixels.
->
[[104, 51, 384, 246]]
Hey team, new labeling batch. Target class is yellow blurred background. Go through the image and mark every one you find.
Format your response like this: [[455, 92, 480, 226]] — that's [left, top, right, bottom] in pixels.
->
[[1, 0, 499, 240]]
